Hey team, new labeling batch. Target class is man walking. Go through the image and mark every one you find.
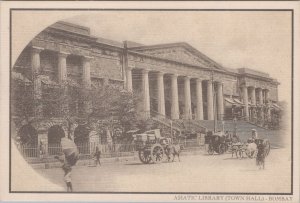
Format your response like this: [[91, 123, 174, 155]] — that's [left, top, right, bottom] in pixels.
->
[[94, 145, 101, 166]]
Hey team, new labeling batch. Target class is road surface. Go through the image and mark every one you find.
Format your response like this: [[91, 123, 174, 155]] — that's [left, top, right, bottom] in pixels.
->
[[36, 147, 291, 193]]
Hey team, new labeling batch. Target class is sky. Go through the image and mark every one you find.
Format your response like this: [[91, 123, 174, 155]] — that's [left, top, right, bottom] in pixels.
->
[[64, 11, 291, 101]]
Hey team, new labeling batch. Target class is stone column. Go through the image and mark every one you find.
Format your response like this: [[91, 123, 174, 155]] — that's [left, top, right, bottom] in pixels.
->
[[82, 56, 93, 114], [216, 82, 224, 120], [157, 72, 165, 117], [242, 85, 249, 121], [250, 87, 256, 105], [257, 88, 264, 122], [171, 74, 179, 119], [58, 52, 69, 84], [31, 46, 44, 117], [195, 78, 204, 120], [184, 76, 192, 119], [142, 69, 150, 118], [258, 88, 263, 105], [82, 56, 93, 88], [265, 89, 271, 119], [265, 89, 270, 104], [126, 67, 133, 92], [207, 80, 214, 120], [31, 46, 44, 75]]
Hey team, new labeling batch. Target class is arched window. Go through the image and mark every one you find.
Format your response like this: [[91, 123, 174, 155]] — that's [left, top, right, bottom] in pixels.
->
[[48, 125, 65, 144], [74, 125, 90, 154], [74, 125, 90, 144]]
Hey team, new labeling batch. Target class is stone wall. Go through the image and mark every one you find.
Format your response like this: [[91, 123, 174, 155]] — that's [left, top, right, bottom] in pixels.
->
[[90, 56, 122, 81]]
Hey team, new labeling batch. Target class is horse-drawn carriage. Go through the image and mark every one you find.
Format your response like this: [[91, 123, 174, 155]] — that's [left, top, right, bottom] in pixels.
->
[[247, 138, 271, 157], [133, 129, 172, 164], [229, 137, 271, 159], [205, 131, 228, 155], [205, 129, 271, 158]]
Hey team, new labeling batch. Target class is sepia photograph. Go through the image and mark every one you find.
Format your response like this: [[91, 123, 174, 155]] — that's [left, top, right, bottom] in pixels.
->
[[0, 2, 299, 202]]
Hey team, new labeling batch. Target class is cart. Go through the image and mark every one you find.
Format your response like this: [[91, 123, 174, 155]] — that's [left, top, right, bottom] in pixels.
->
[[133, 129, 170, 164], [206, 132, 227, 155]]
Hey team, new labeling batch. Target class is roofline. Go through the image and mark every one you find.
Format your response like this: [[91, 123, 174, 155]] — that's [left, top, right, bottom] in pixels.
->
[[129, 42, 227, 71]]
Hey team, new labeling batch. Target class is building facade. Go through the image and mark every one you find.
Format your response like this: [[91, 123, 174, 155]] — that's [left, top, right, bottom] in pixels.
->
[[12, 21, 281, 149]]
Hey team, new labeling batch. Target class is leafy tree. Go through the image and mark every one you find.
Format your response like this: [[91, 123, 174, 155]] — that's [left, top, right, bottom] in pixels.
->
[[87, 84, 139, 143], [12, 71, 141, 143]]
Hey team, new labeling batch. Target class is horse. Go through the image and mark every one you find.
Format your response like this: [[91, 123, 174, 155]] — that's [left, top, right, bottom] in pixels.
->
[[256, 141, 266, 169], [246, 142, 257, 158], [165, 144, 181, 162], [231, 142, 243, 158]]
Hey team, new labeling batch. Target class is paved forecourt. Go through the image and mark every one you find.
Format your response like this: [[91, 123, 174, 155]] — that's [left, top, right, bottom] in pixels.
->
[[36, 147, 291, 193]]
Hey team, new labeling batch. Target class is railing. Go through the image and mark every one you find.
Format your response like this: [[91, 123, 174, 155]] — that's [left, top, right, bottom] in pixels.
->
[[178, 138, 205, 149], [18, 142, 137, 159], [150, 110, 182, 132], [18, 138, 204, 160], [18, 144, 39, 158]]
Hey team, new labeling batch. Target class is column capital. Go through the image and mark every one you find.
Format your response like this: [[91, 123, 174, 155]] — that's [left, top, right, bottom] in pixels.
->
[[184, 76, 191, 79], [171, 73, 178, 78], [58, 51, 70, 58], [31, 46, 44, 54], [241, 84, 248, 88], [141, 69, 149, 74], [217, 81, 224, 86], [206, 80, 213, 85], [196, 78, 203, 83], [82, 55, 94, 62], [157, 71, 165, 76]]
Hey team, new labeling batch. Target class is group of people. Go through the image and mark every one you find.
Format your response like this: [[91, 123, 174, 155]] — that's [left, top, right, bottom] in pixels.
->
[[206, 128, 267, 169]]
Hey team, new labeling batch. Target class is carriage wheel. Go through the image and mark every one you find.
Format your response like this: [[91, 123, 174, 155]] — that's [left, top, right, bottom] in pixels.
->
[[264, 140, 271, 156], [218, 144, 226, 154], [138, 149, 151, 164], [208, 145, 214, 155], [151, 144, 164, 164]]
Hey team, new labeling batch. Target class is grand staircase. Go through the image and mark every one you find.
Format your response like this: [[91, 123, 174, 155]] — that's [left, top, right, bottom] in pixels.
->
[[150, 110, 207, 136], [196, 120, 282, 147]]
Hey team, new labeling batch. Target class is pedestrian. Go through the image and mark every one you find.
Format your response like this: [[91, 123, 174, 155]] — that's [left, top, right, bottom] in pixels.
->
[[232, 134, 240, 144], [63, 163, 73, 192], [54, 155, 73, 192], [55, 135, 79, 192], [250, 129, 258, 143], [256, 140, 265, 169], [94, 145, 101, 166]]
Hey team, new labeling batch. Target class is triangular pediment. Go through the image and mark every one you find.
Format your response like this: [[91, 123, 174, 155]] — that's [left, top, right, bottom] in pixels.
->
[[130, 42, 225, 70]]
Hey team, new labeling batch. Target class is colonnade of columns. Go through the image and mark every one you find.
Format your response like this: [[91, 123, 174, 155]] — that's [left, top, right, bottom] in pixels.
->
[[125, 68, 224, 121], [33, 45, 273, 122], [31, 46, 94, 115], [31, 46, 93, 88], [242, 85, 271, 121]]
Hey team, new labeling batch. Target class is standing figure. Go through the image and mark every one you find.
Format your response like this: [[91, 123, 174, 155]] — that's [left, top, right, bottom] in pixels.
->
[[94, 145, 101, 166], [63, 164, 73, 192], [256, 140, 265, 169], [55, 136, 79, 192], [251, 129, 258, 142], [39, 140, 45, 159]]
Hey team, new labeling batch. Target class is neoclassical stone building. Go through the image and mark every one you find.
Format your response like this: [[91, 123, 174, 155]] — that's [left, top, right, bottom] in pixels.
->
[[12, 21, 281, 148]]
